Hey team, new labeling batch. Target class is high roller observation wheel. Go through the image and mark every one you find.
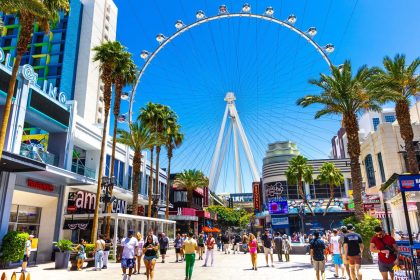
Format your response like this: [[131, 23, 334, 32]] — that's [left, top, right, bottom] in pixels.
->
[[127, 4, 336, 123]]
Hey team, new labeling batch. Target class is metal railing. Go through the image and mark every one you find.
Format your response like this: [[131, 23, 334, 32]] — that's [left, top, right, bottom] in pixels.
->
[[19, 143, 57, 166], [71, 162, 96, 179]]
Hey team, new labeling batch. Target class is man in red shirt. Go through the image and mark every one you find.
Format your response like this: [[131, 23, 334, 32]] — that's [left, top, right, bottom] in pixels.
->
[[203, 233, 216, 267], [370, 226, 399, 280]]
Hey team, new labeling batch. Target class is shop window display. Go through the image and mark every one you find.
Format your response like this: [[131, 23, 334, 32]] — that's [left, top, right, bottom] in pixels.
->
[[8, 204, 41, 237]]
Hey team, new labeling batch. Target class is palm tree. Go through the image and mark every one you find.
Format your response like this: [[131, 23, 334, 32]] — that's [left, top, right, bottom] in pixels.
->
[[370, 54, 420, 174], [317, 162, 344, 216], [116, 122, 153, 217], [0, 0, 70, 160], [174, 169, 209, 208], [91, 40, 125, 242], [297, 61, 381, 221], [105, 51, 136, 235], [165, 124, 184, 219], [285, 155, 314, 215]]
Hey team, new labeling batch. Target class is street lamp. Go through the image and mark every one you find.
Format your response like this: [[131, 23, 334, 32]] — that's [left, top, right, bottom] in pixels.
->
[[102, 176, 116, 232], [120, 92, 129, 100]]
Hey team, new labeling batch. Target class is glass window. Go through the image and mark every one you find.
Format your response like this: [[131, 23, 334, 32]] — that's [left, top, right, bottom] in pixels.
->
[[384, 115, 396, 123], [365, 154, 376, 187], [377, 153, 386, 183], [8, 205, 41, 237], [286, 184, 299, 200], [372, 118, 380, 131], [17, 205, 41, 224], [9, 204, 18, 222], [118, 161, 124, 187], [128, 165, 133, 191]]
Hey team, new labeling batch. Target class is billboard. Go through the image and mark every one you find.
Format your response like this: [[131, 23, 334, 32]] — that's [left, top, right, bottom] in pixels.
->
[[268, 200, 288, 214], [252, 182, 262, 212]]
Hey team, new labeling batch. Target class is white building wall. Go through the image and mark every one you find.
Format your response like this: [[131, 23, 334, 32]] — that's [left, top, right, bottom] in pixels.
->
[[73, 0, 118, 125]]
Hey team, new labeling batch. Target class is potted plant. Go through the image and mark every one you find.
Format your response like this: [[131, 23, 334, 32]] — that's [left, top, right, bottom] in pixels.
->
[[0, 231, 28, 268], [54, 239, 73, 269]]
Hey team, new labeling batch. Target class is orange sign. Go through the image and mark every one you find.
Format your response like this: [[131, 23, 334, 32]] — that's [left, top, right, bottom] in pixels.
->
[[252, 182, 261, 212]]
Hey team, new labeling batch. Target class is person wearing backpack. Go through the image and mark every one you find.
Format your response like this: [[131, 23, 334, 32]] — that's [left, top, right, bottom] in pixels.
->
[[370, 226, 399, 280]]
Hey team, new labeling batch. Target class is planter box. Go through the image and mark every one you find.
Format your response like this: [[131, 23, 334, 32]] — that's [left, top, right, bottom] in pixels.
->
[[55, 251, 70, 269]]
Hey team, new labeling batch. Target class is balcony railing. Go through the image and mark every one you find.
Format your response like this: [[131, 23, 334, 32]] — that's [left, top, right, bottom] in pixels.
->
[[20, 143, 58, 166], [71, 162, 96, 180]]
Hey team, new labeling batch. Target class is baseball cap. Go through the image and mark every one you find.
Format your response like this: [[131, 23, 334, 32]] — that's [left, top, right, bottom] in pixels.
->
[[346, 223, 355, 230], [128, 229, 135, 235]]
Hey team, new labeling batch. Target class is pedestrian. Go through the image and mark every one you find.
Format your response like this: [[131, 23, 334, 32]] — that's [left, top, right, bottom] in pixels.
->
[[103, 235, 112, 269], [222, 233, 230, 254], [143, 234, 159, 280], [248, 233, 258, 270], [94, 234, 105, 271], [233, 234, 241, 254], [133, 232, 144, 275], [21, 234, 33, 273], [146, 228, 159, 243], [121, 230, 138, 280], [343, 224, 364, 280], [183, 232, 199, 280], [282, 234, 292, 262], [370, 226, 399, 280], [197, 233, 205, 260], [310, 231, 327, 280], [273, 232, 283, 262], [339, 226, 351, 279], [261, 228, 274, 267], [203, 233, 215, 267], [73, 239, 86, 271], [330, 229, 345, 278], [181, 233, 187, 261], [242, 233, 249, 254], [216, 233, 222, 251], [174, 233, 184, 262], [159, 232, 169, 263]]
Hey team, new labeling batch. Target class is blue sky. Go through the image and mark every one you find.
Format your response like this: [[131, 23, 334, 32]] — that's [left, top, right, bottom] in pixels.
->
[[113, 0, 420, 193]]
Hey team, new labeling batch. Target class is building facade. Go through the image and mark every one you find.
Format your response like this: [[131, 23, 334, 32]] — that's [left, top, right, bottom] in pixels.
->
[[261, 141, 352, 234]]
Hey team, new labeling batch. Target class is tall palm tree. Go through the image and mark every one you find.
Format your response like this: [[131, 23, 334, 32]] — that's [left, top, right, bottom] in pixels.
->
[[0, 0, 70, 160], [370, 54, 420, 174], [285, 155, 314, 215], [105, 51, 136, 235], [91, 40, 124, 242], [116, 122, 153, 217], [317, 162, 344, 216], [174, 169, 209, 208], [297, 61, 380, 221], [165, 124, 184, 219]]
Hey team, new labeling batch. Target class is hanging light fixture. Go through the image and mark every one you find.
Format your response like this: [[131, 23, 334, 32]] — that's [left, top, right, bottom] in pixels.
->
[[287, 14, 297, 24], [140, 50, 149, 60], [242, 3, 251, 13], [156, 33, 166, 43]]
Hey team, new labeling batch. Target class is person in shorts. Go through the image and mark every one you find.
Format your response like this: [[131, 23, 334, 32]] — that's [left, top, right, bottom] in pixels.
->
[[310, 231, 327, 280], [143, 234, 159, 280], [174, 233, 183, 262], [370, 226, 399, 280], [343, 224, 364, 280], [21, 234, 33, 273], [222, 233, 230, 254], [261, 229, 274, 267], [121, 230, 138, 280], [339, 226, 351, 279], [158, 232, 169, 263], [197, 233, 205, 260], [273, 232, 283, 262], [330, 229, 345, 278]]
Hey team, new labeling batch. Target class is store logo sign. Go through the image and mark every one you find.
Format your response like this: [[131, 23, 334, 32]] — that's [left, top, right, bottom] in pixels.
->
[[27, 179, 54, 192], [399, 175, 420, 192], [68, 190, 127, 214], [253, 182, 261, 212]]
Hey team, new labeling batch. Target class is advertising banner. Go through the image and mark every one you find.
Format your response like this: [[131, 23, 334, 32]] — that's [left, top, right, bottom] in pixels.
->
[[399, 175, 420, 192], [252, 182, 262, 212], [268, 200, 288, 214], [271, 216, 289, 226]]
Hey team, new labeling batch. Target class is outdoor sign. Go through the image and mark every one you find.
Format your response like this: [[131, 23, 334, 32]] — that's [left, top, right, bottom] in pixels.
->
[[27, 179, 55, 193], [264, 181, 285, 202], [399, 175, 420, 192], [67, 190, 127, 214], [271, 216, 289, 226], [252, 182, 262, 212], [203, 187, 209, 207], [268, 200, 288, 214]]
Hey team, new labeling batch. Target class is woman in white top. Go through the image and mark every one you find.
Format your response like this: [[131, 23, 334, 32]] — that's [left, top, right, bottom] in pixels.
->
[[133, 232, 144, 275]]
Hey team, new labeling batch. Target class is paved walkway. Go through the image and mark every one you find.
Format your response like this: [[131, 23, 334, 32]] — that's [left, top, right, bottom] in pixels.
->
[[0, 250, 383, 280]]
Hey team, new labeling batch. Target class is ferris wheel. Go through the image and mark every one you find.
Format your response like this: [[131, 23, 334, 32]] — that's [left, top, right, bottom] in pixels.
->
[[119, 2, 341, 194]]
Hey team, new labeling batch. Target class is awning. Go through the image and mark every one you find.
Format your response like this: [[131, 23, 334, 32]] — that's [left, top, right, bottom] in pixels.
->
[[375, 211, 392, 218], [21, 165, 96, 186], [0, 151, 46, 172]]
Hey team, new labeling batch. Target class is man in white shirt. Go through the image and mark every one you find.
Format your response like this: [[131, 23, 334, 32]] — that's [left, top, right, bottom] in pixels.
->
[[330, 229, 345, 279], [146, 229, 159, 243], [121, 230, 138, 280]]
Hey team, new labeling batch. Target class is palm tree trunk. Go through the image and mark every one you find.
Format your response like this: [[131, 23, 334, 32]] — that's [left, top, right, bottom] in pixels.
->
[[165, 153, 173, 219], [132, 151, 141, 215], [154, 145, 161, 218], [147, 147, 154, 217], [92, 68, 112, 243], [0, 13, 34, 159], [396, 100, 419, 174], [105, 81, 122, 236], [343, 113, 364, 221], [323, 184, 334, 216], [298, 180, 314, 215]]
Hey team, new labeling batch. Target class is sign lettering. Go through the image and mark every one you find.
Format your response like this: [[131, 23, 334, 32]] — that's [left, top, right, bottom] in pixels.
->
[[67, 190, 127, 214], [27, 179, 54, 192], [399, 175, 420, 192], [253, 182, 261, 212]]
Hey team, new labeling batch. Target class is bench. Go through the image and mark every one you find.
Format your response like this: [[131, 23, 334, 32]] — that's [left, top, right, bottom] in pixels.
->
[[69, 252, 94, 271]]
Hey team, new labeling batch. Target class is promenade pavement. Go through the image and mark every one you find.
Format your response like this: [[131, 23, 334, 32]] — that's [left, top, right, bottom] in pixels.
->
[[0, 250, 384, 280]]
